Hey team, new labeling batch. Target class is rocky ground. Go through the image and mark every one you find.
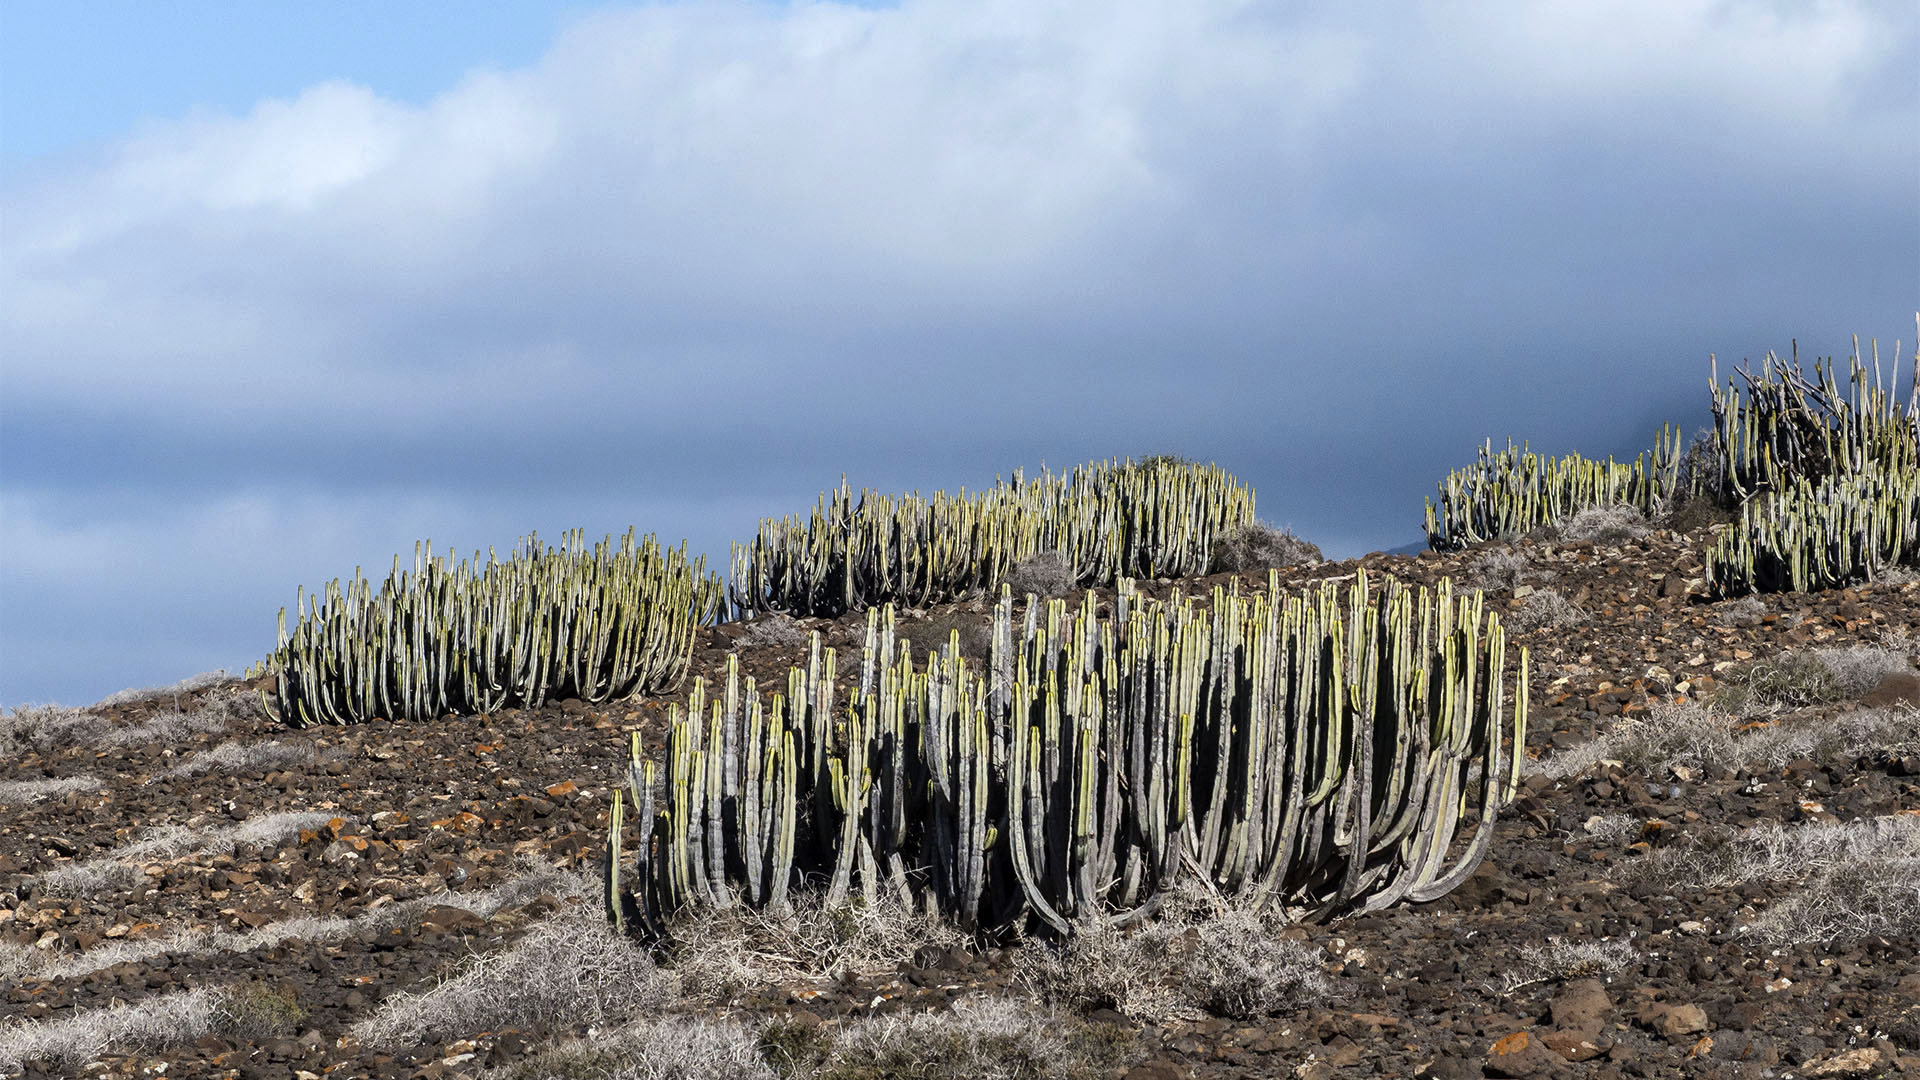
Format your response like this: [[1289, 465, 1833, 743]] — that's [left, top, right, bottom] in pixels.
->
[[4, 522, 1918, 1080]]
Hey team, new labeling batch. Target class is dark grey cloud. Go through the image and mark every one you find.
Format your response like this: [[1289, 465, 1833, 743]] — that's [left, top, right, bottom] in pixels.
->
[[4, 0, 1916, 705]]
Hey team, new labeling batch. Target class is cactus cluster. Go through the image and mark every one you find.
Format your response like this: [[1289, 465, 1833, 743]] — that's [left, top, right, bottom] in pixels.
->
[[253, 529, 723, 726], [1705, 466, 1920, 594], [727, 458, 1255, 618], [606, 570, 1528, 939], [1704, 333, 1920, 594], [1424, 429, 1684, 550]]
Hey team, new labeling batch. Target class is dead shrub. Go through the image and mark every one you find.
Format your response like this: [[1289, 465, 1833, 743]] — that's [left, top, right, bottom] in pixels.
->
[[1005, 551, 1077, 597], [1556, 505, 1651, 543], [732, 615, 811, 650], [1209, 523, 1322, 573], [666, 889, 966, 1004], [813, 994, 1139, 1080], [1015, 883, 1329, 1024], [1619, 815, 1920, 947], [351, 915, 667, 1048], [1506, 589, 1590, 632], [1466, 550, 1547, 592]]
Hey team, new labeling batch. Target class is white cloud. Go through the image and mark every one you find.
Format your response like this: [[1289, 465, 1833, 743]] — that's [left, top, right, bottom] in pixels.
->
[[1, 0, 1912, 702]]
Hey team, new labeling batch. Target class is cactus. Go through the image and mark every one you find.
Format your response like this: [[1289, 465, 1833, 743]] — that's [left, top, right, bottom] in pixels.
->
[[258, 529, 723, 726], [1704, 327, 1920, 595], [605, 571, 1529, 939], [728, 458, 1257, 618], [1424, 429, 1684, 550]]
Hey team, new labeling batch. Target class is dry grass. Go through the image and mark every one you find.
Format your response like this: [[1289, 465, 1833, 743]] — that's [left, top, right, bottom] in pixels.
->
[[1535, 696, 1920, 781], [487, 996, 1136, 1080], [1711, 644, 1913, 715], [666, 889, 967, 1003], [351, 915, 668, 1049], [0, 774, 102, 805], [96, 670, 239, 708], [165, 738, 319, 778], [733, 615, 811, 650], [0, 682, 251, 760], [1006, 550, 1077, 597], [1711, 595, 1768, 628], [1210, 522, 1322, 573], [1507, 588, 1590, 632], [1496, 939, 1640, 995], [4, 861, 594, 985], [805, 994, 1138, 1080], [1557, 505, 1651, 543], [1466, 550, 1548, 592], [485, 1015, 776, 1080], [0, 980, 306, 1072], [1620, 814, 1920, 947], [1015, 883, 1329, 1024], [30, 810, 338, 897]]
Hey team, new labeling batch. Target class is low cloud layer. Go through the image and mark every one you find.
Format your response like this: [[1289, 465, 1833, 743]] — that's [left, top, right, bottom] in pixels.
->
[[4, 0, 1914, 704]]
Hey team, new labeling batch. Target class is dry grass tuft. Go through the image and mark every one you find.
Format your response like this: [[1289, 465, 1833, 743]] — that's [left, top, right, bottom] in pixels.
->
[[1535, 695, 1920, 781], [165, 738, 318, 778], [0, 980, 309, 1072], [1506, 589, 1590, 632], [1711, 595, 1768, 628], [1015, 883, 1329, 1024], [1496, 939, 1639, 995], [732, 615, 811, 650], [1557, 505, 1651, 543], [667, 889, 966, 1003], [6, 861, 596, 985], [1620, 815, 1920, 947], [1005, 551, 1077, 597], [1466, 550, 1548, 592], [808, 994, 1139, 1080], [30, 810, 338, 898], [1711, 645, 1913, 715], [0, 774, 102, 805], [485, 1015, 775, 1080], [351, 915, 667, 1049], [1210, 523, 1322, 573]]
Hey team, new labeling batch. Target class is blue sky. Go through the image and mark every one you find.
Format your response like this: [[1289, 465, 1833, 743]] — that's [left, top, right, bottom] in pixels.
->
[[2, 0, 1916, 706]]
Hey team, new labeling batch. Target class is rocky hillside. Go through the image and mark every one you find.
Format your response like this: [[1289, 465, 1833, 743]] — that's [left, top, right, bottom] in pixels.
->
[[3, 521, 1918, 1080]]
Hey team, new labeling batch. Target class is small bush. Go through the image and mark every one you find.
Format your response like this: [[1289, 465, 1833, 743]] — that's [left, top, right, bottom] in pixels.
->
[[351, 916, 667, 1048], [1712, 596, 1767, 628], [1557, 504, 1650, 544], [1016, 883, 1329, 1024], [667, 890, 966, 1003], [1005, 551, 1077, 597], [216, 982, 307, 1039], [1622, 815, 1920, 947], [1507, 589, 1590, 632], [733, 615, 811, 650], [0, 987, 228, 1071], [1711, 646, 1911, 714], [486, 1015, 776, 1080], [901, 613, 993, 667], [1497, 939, 1638, 994], [1537, 700, 1920, 781], [1209, 523, 1322, 573], [0, 775, 102, 805], [814, 995, 1138, 1080], [1466, 550, 1547, 592]]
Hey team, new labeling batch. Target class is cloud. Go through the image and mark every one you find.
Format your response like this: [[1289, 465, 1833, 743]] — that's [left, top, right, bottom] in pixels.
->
[[1, 0, 1914, 703]]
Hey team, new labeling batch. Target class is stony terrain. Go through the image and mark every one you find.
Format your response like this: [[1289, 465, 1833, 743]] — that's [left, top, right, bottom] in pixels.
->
[[4, 522, 1918, 1080]]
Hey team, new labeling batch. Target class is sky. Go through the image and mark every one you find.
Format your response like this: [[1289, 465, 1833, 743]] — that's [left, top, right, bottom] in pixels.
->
[[2, 0, 1916, 707]]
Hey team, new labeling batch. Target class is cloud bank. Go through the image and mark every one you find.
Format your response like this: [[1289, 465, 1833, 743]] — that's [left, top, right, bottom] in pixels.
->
[[4, 0, 1915, 704]]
